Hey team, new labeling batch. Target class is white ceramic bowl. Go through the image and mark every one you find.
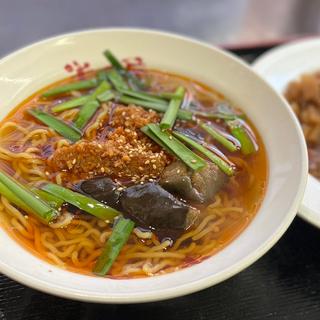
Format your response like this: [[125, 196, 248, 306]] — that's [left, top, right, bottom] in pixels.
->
[[0, 29, 307, 303], [253, 38, 320, 229]]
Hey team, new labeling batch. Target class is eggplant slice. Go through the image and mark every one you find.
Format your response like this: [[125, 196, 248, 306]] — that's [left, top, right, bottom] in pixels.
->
[[120, 182, 199, 230], [78, 177, 121, 209], [160, 160, 228, 204]]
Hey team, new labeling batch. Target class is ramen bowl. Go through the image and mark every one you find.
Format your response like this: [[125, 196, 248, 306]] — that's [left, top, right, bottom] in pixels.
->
[[0, 29, 307, 303]]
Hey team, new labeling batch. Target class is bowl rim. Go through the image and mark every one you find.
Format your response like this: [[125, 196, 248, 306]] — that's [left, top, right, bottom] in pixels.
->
[[252, 37, 320, 229], [0, 27, 308, 303]]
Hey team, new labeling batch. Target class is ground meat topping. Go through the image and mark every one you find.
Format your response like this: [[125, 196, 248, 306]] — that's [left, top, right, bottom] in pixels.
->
[[47, 105, 171, 182], [110, 105, 159, 130]]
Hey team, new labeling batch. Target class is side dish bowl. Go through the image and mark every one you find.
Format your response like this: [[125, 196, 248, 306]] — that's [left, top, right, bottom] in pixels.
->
[[0, 29, 307, 303], [253, 37, 320, 229]]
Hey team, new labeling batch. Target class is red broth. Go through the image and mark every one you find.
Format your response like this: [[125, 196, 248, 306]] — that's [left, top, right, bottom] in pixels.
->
[[0, 68, 268, 278]]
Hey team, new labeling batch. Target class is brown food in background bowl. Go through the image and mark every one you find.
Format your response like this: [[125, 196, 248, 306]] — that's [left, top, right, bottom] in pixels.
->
[[285, 72, 320, 178]]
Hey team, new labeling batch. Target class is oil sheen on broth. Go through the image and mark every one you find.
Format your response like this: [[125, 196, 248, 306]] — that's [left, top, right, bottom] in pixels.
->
[[0, 56, 267, 278]]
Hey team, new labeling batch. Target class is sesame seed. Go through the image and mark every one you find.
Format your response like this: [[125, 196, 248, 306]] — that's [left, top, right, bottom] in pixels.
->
[[169, 135, 173, 140], [100, 167, 105, 173], [72, 158, 76, 165], [152, 164, 157, 169], [191, 160, 197, 163]]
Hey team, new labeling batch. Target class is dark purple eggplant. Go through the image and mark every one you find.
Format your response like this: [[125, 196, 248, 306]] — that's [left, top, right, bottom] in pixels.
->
[[160, 160, 228, 204], [120, 182, 199, 230], [77, 177, 121, 209]]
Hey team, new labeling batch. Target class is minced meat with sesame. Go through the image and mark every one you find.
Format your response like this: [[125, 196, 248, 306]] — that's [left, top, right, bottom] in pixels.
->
[[48, 104, 172, 182]]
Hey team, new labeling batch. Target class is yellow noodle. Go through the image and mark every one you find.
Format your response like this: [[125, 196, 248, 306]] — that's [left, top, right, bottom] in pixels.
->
[[11, 218, 34, 239], [2, 197, 30, 229], [0, 146, 37, 159], [100, 231, 112, 243], [172, 213, 218, 250], [20, 129, 51, 144], [60, 109, 79, 121], [0, 122, 30, 135], [192, 217, 225, 241], [55, 139, 70, 148], [47, 252, 65, 267], [121, 260, 146, 275], [54, 229, 66, 241]]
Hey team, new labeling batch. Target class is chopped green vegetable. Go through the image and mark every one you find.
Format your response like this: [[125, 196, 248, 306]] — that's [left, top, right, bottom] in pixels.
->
[[193, 111, 237, 120], [104, 50, 125, 72], [157, 92, 184, 100], [0, 181, 33, 213], [41, 183, 120, 220], [119, 95, 167, 111], [97, 70, 109, 82], [119, 88, 167, 104], [104, 50, 145, 90], [32, 188, 64, 209], [200, 122, 238, 152], [74, 81, 114, 129], [126, 73, 146, 90], [93, 217, 134, 276], [74, 100, 100, 129], [140, 126, 172, 153], [28, 109, 82, 142], [0, 172, 59, 223], [52, 95, 92, 113], [52, 81, 111, 113], [173, 131, 235, 176], [227, 119, 257, 155], [160, 86, 185, 130], [42, 79, 98, 98], [90, 81, 112, 99], [107, 69, 129, 90], [147, 124, 206, 171], [118, 95, 193, 121], [97, 90, 114, 102]]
